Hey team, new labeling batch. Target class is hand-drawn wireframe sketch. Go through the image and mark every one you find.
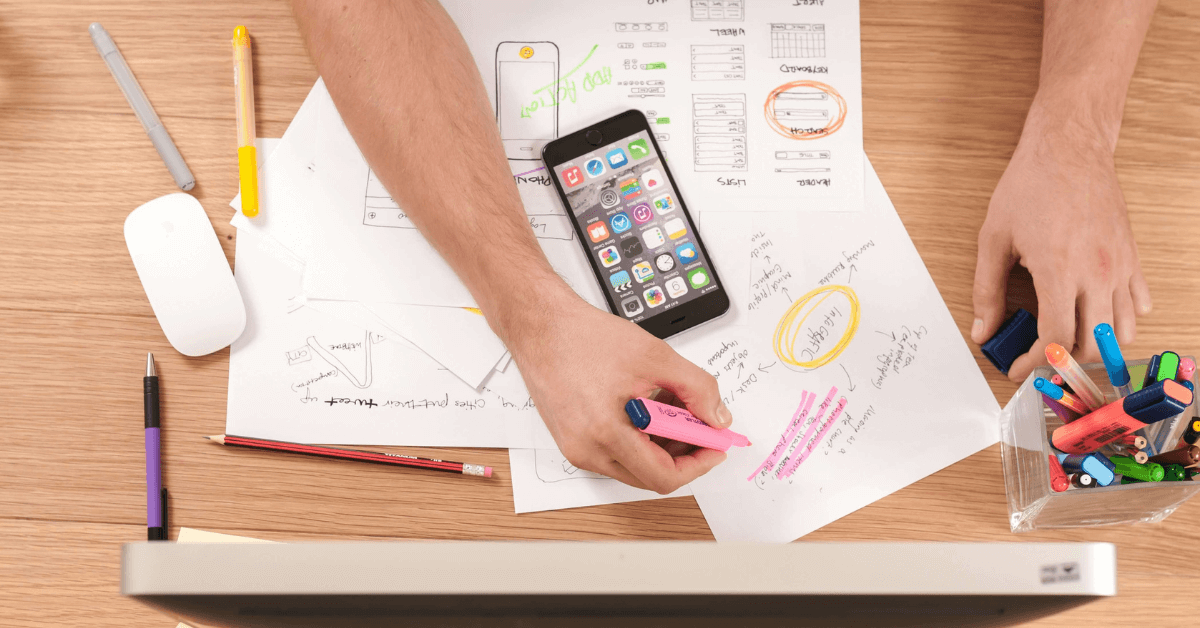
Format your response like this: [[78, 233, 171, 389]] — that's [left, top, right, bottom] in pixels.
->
[[533, 449, 612, 483], [285, 331, 376, 389], [769, 24, 826, 58], [614, 22, 668, 32], [690, 0, 744, 21], [362, 168, 411, 229], [690, 44, 746, 81], [692, 94, 747, 172], [775, 150, 832, 160], [775, 168, 831, 173], [764, 81, 847, 140], [496, 41, 560, 161]]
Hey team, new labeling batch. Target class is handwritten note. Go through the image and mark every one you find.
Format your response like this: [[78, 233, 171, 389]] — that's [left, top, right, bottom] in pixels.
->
[[677, 161, 999, 542]]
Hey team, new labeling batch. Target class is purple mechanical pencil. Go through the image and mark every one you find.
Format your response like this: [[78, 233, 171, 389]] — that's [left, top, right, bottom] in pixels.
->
[[145, 353, 167, 541]]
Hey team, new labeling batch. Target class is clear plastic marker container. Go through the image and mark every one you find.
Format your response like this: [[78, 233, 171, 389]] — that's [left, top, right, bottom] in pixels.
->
[[1001, 358, 1200, 532]]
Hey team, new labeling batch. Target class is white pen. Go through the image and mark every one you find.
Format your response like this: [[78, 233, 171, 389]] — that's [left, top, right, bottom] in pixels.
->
[[89, 23, 195, 191]]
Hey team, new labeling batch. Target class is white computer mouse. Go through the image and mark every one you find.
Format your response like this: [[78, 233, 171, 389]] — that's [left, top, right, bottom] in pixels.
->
[[125, 193, 246, 357]]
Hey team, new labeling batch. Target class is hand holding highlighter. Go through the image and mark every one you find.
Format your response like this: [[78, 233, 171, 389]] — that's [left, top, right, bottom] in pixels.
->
[[625, 397, 750, 452]]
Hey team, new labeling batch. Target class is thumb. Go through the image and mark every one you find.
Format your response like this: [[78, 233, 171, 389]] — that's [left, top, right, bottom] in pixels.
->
[[972, 228, 1016, 345], [652, 349, 732, 429]]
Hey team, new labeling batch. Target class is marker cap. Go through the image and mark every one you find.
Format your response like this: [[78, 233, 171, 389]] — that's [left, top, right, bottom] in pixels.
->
[[1093, 323, 1129, 387]]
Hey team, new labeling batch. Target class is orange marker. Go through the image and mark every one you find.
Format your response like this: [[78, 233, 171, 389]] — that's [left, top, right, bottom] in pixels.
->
[[1046, 343, 1106, 411]]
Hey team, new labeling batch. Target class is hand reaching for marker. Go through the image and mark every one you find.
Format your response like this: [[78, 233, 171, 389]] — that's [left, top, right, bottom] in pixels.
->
[[972, 109, 1152, 383]]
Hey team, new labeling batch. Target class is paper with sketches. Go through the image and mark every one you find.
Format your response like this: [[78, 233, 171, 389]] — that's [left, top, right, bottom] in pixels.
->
[[441, 0, 864, 210], [304, 0, 863, 306], [675, 162, 999, 542], [227, 83, 509, 389], [509, 448, 690, 514], [304, 83, 603, 308], [227, 232, 539, 448]]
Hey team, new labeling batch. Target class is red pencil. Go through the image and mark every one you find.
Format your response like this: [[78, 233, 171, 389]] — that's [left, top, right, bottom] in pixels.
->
[[206, 434, 492, 478]]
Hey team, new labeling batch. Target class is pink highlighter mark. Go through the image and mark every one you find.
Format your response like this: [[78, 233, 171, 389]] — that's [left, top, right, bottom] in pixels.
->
[[747, 391, 813, 482], [776, 386, 838, 480], [782, 396, 847, 478]]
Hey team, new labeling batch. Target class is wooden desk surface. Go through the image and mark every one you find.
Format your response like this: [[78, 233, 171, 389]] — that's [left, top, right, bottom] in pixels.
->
[[2, 1, 1198, 625]]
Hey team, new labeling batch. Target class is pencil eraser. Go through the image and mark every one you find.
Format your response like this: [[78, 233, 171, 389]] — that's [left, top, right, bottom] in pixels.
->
[[484, 466, 493, 478], [980, 308, 1038, 375]]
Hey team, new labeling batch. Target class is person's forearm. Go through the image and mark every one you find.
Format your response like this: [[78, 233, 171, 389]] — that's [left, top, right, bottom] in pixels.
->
[[1028, 0, 1157, 151], [291, 0, 572, 342]]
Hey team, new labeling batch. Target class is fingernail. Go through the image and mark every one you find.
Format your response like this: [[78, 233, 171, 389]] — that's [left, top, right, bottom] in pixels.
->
[[716, 401, 732, 428], [971, 318, 984, 343]]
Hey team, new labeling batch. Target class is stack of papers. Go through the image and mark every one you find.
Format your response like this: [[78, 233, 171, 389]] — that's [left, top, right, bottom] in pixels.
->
[[225, 0, 1000, 541]]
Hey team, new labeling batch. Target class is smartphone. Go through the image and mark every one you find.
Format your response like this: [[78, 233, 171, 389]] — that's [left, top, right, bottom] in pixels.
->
[[543, 110, 730, 339], [495, 42, 559, 161]]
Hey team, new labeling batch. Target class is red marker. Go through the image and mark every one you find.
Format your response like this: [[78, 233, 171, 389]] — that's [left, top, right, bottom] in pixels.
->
[[1048, 455, 1069, 492]]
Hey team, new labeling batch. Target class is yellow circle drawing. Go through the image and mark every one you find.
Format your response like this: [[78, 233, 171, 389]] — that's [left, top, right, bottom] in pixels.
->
[[519, 46, 535, 59], [773, 285, 861, 369]]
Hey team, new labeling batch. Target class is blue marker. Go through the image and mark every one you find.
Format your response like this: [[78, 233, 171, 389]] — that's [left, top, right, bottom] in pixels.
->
[[1094, 323, 1132, 397], [1056, 450, 1116, 487]]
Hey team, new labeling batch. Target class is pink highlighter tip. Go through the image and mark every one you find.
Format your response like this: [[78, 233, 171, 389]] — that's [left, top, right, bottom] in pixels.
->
[[484, 466, 493, 478]]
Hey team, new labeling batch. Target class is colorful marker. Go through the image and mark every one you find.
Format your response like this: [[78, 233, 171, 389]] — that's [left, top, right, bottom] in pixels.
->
[[1094, 324, 1132, 397], [1111, 455, 1164, 482], [1162, 464, 1189, 482], [1070, 473, 1096, 489], [1147, 444, 1200, 468], [1035, 378, 1090, 415], [1042, 394, 1080, 424], [1142, 354, 1162, 390], [1181, 418, 1200, 446], [1179, 358, 1196, 383], [1050, 374, 1066, 388], [1051, 380, 1193, 454], [1048, 454, 1069, 492], [1057, 451, 1116, 486], [1046, 343, 1106, 411], [625, 397, 750, 452], [1157, 351, 1181, 382]]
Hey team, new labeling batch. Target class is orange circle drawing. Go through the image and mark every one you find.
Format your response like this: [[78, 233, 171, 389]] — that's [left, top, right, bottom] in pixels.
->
[[764, 80, 847, 140]]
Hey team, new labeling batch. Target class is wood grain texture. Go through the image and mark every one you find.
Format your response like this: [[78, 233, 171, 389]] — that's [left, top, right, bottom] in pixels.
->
[[2, 0, 1198, 625]]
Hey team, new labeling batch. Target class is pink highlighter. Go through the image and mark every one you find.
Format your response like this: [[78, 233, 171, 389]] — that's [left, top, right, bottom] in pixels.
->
[[625, 397, 751, 452]]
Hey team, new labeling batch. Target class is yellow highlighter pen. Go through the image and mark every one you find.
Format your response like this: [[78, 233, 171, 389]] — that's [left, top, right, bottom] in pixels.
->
[[232, 25, 258, 218]]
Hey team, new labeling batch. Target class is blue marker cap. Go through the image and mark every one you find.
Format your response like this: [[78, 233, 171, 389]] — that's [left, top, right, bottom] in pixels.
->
[[1058, 451, 1116, 486], [981, 309, 1038, 375], [1123, 380, 1193, 424], [624, 399, 651, 429], [1034, 377, 1065, 400], [1093, 323, 1129, 388]]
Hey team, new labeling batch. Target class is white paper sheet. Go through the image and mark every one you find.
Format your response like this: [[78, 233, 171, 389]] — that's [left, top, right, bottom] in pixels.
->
[[676, 161, 999, 542], [226, 231, 540, 448], [509, 449, 691, 514]]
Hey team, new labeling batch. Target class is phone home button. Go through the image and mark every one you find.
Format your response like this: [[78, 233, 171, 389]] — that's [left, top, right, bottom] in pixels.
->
[[586, 130, 604, 146]]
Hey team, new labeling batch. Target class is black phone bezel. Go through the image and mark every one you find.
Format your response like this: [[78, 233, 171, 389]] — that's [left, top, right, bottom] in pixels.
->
[[542, 110, 730, 339]]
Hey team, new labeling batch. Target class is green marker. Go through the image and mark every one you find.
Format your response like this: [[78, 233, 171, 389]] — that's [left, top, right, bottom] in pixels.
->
[[1111, 455, 1164, 482], [1162, 464, 1189, 482], [1157, 352, 1181, 382]]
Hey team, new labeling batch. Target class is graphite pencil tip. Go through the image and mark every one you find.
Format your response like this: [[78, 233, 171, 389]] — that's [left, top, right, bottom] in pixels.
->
[[146, 352, 156, 378]]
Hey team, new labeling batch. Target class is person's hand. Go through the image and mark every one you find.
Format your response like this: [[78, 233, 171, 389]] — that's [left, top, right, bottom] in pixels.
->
[[972, 109, 1152, 382], [505, 292, 732, 494]]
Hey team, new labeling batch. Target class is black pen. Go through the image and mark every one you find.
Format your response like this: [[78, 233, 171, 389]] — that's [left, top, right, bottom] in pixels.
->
[[145, 353, 167, 540]]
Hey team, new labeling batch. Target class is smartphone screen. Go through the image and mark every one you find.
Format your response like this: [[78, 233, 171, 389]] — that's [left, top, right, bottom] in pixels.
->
[[544, 111, 728, 338]]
